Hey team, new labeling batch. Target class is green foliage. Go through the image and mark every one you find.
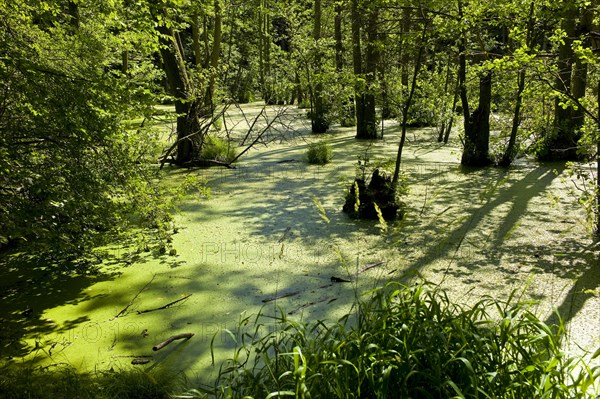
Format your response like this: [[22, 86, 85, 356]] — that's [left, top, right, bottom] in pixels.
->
[[202, 282, 599, 398], [0, 2, 185, 263], [306, 141, 333, 165], [201, 136, 238, 163]]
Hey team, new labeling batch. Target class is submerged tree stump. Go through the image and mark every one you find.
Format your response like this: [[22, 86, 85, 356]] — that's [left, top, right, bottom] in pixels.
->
[[343, 169, 402, 221]]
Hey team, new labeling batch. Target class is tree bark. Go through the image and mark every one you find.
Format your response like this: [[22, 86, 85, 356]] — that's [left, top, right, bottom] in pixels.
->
[[67, 1, 80, 30]]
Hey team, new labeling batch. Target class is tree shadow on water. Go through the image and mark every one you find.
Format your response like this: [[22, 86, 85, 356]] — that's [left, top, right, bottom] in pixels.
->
[[0, 251, 120, 361]]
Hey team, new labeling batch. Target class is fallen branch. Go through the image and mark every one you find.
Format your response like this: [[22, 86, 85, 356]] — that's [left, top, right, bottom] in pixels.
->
[[228, 107, 289, 164], [330, 276, 352, 283], [137, 294, 192, 315], [131, 358, 152, 365], [182, 159, 237, 169], [152, 333, 194, 351], [111, 355, 153, 359], [112, 274, 156, 320], [262, 289, 301, 303], [358, 260, 386, 274], [288, 297, 336, 315]]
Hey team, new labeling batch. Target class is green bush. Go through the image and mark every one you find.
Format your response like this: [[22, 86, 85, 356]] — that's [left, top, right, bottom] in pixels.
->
[[201, 136, 238, 163], [306, 142, 333, 165], [203, 282, 600, 398]]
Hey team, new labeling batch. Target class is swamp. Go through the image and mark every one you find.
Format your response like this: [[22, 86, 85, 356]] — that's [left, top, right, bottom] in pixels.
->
[[1, 0, 600, 397]]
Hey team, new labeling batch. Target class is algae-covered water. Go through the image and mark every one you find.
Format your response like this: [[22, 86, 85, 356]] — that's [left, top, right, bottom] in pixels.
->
[[1, 103, 599, 383]]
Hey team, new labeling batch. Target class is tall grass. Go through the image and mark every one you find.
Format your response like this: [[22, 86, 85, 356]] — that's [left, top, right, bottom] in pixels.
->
[[195, 282, 599, 398]]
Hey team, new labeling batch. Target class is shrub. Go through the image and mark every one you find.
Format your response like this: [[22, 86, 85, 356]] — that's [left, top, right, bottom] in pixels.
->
[[306, 142, 333, 165], [203, 282, 600, 398]]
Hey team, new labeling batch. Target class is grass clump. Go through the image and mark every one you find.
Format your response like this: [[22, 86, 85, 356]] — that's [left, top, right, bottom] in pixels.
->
[[201, 136, 237, 163], [306, 141, 333, 165], [199, 282, 599, 398]]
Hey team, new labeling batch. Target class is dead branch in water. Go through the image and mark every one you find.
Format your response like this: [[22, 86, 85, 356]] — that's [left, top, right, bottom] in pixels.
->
[[136, 294, 192, 315], [112, 274, 156, 319], [131, 357, 152, 365], [262, 289, 301, 303], [358, 260, 386, 274], [152, 333, 194, 351]]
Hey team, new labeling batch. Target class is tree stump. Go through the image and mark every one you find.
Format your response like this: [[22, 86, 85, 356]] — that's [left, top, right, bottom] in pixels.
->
[[343, 169, 402, 221]]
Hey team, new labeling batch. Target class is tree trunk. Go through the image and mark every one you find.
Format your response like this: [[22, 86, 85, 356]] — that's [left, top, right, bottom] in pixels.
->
[[205, 0, 222, 114], [336, 2, 355, 127], [443, 74, 460, 144], [67, 1, 80, 30], [121, 50, 128, 74], [392, 17, 427, 189], [542, 4, 580, 160], [500, 2, 535, 167], [311, 0, 329, 133], [202, 14, 211, 69], [192, 13, 203, 67], [400, 7, 412, 87], [351, 0, 366, 137], [357, 6, 379, 139], [461, 71, 492, 166], [154, 8, 203, 165], [457, 1, 490, 167], [500, 70, 526, 166]]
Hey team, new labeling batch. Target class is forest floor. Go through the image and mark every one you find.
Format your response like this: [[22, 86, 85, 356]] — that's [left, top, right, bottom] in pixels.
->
[[1, 103, 599, 384]]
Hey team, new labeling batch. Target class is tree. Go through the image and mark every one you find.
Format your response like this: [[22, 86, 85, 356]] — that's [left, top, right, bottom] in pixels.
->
[[311, 0, 330, 133], [535, 0, 596, 162], [499, 1, 537, 167], [0, 1, 176, 260], [458, 0, 492, 167], [392, 3, 432, 188], [335, 0, 356, 126], [150, 3, 206, 165], [352, 0, 379, 139]]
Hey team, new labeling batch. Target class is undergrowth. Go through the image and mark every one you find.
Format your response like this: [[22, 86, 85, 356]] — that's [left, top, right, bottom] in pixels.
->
[[191, 281, 599, 398]]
